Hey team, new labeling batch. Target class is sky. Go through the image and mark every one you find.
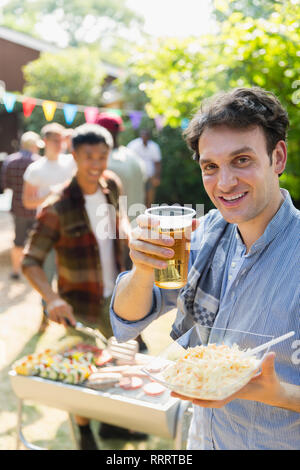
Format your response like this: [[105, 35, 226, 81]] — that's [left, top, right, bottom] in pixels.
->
[[127, 0, 214, 38], [33, 0, 214, 47], [0, 0, 214, 46]]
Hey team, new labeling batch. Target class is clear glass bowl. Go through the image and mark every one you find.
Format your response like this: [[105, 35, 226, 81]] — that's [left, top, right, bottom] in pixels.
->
[[143, 324, 273, 401]]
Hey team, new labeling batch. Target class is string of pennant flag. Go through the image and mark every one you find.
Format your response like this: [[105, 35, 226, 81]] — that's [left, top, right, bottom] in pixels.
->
[[0, 90, 190, 130]]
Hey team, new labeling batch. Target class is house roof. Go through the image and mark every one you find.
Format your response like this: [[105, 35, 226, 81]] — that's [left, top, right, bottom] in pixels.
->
[[0, 25, 59, 53], [0, 26, 124, 78]]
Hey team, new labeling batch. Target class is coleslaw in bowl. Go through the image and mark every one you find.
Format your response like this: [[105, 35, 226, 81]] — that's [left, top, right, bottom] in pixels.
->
[[143, 324, 274, 400]]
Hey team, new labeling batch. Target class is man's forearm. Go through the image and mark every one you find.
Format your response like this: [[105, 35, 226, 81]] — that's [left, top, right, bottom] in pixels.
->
[[154, 162, 161, 180], [22, 264, 59, 304], [23, 194, 49, 210], [113, 267, 155, 321]]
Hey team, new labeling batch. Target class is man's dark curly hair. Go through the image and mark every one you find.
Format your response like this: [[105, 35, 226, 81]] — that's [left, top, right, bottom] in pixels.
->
[[183, 87, 289, 165]]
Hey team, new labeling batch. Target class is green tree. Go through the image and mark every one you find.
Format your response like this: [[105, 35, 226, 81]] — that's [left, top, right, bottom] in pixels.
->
[[1, 0, 144, 46], [213, 0, 281, 21], [20, 47, 105, 131], [131, 0, 300, 203], [23, 47, 105, 104], [115, 71, 212, 209]]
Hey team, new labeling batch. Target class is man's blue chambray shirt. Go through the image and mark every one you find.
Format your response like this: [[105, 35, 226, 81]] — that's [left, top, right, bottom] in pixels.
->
[[110, 189, 300, 450]]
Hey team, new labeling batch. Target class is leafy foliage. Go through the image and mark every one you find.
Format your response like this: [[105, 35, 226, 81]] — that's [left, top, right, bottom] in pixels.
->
[[213, 0, 280, 21], [1, 0, 144, 46], [20, 47, 105, 130], [131, 0, 300, 203], [22, 47, 105, 105]]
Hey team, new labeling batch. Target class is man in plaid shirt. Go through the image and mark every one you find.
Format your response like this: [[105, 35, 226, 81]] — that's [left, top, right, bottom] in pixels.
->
[[22, 123, 131, 449], [22, 124, 129, 334], [1, 131, 44, 279]]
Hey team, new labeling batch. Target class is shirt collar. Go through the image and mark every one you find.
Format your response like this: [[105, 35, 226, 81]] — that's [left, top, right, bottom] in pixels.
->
[[69, 174, 111, 202], [20, 150, 33, 159], [234, 189, 298, 255]]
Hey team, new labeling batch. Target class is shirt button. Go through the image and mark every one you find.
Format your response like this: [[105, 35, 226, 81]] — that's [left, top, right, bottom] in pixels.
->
[[228, 275, 232, 280], [231, 262, 236, 268]]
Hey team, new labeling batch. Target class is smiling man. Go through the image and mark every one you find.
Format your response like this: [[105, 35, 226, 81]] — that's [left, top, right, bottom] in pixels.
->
[[22, 124, 130, 449], [109, 87, 300, 450]]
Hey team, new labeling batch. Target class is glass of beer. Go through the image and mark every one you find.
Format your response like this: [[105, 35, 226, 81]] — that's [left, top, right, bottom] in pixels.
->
[[145, 205, 196, 289]]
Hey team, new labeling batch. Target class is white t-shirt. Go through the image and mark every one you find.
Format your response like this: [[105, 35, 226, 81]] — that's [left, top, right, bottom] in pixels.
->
[[127, 138, 161, 179], [107, 146, 146, 220], [23, 154, 77, 199], [84, 189, 118, 298]]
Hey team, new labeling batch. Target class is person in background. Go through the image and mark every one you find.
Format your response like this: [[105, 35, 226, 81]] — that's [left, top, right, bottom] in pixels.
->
[[110, 87, 300, 450], [127, 128, 162, 207], [22, 122, 77, 326], [23, 123, 77, 211], [0, 131, 44, 279], [96, 113, 146, 221], [22, 124, 145, 449]]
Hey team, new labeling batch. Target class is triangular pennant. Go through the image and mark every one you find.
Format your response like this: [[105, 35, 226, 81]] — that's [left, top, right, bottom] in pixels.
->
[[180, 118, 189, 130], [129, 111, 143, 129], [63, 104, 77, 125], [22, 97, 36, 118], [0, 82, 5, 100], [84, 107, 99, 123], [3, 92, 16, 112], [106, 108, 122, 116], [154, 115, 165, 131], [42, 100, 57, 121]]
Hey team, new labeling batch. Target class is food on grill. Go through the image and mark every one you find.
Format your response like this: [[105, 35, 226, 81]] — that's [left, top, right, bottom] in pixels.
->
[[161, 343, 260, 398], [143, 382, 166, 396], [121, 366, 148, 377], [12, 349, 96, 384], [13, 349, 56, 376], [95, 349, 113, 366], [118, 376, 144, 390], [86, 372, 123, 389], [13, 344, 169, 397]]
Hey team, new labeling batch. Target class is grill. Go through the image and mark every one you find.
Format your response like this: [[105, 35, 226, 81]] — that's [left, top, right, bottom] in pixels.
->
[[9, 370, 191, 450]]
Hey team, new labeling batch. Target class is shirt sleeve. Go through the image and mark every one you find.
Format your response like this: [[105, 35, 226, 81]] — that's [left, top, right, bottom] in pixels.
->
[[109, 271, 180, 342], [0, 159, 9, 190], [64, 153, 77, 176], [23, 162, 39, 186], [22, 205, 60, 269], [151, 142, 162, 162]]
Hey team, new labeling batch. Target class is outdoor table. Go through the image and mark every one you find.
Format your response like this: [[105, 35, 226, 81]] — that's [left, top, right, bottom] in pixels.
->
[[9, 370, 192, 450]]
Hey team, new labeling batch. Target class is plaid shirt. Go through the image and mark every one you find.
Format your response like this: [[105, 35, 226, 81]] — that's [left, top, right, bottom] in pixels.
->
[[1, 150, 39, 218], [23, 172, 128, 324]]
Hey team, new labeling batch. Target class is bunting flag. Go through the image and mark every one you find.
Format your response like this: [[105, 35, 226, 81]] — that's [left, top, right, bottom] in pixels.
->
[[106, 108, 122, 116], [0, 87, 168, 130], [129, 110, 143, 129], [42, 100, 57, 121], [63, 104, 77, 125], [22, 97, 36, 118], [84, 106, 98, 123], [3, 92, 17, 112], [181, 118, 190, 130], [0, 82, 5, 100], [154, 115, 165, 131]]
